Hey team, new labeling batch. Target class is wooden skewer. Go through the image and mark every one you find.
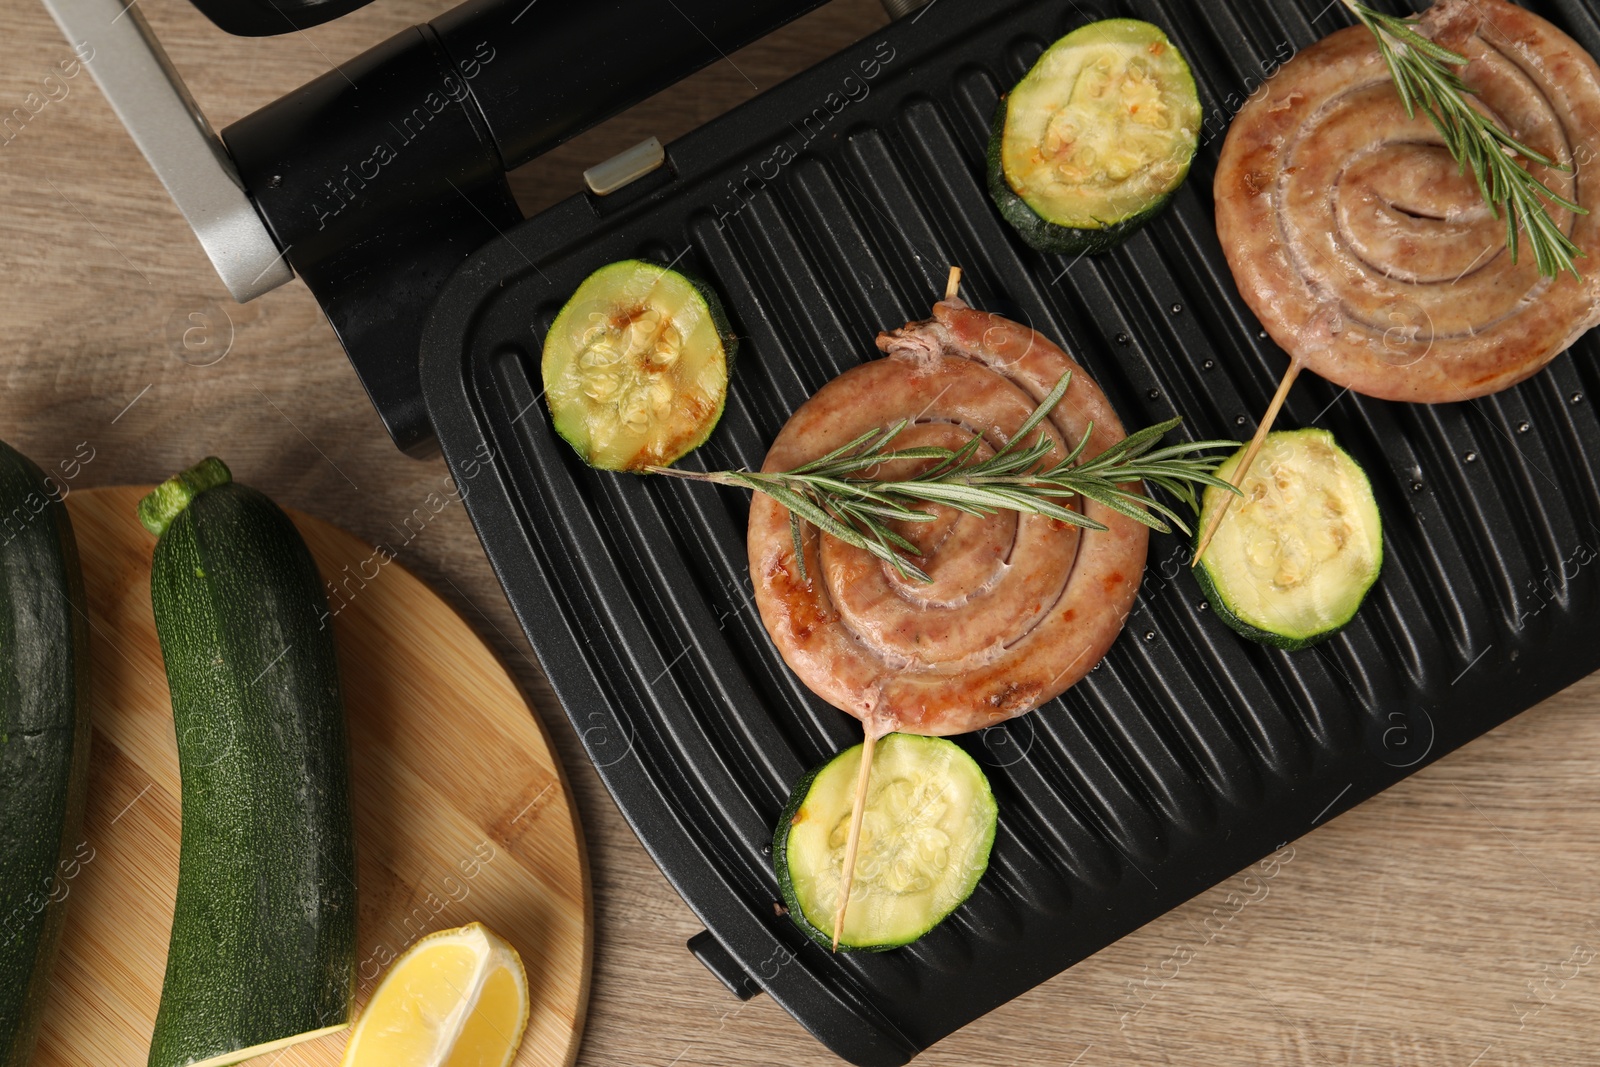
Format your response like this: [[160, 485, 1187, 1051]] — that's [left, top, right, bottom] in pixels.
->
[[834, 269, 959, 950], [831, 727, 882, 953], [1190, 356, 1304, 566]]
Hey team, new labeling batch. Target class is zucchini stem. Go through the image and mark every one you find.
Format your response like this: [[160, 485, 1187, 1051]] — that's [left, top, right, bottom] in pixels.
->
[[138, 456, 233, 537]]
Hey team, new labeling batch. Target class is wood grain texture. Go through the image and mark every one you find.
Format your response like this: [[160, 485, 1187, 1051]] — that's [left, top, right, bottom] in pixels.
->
[[30, 486, 590, 1067], [4, 0, 1600, 1063]]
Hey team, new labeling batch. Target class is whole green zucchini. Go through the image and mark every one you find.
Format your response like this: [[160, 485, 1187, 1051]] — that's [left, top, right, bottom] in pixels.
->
[[141, 458, 355, 1067], [0, 440, 91, 1067]]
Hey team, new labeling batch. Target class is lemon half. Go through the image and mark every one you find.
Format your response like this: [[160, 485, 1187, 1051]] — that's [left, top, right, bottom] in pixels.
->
[[341, 922, 529, 1067]]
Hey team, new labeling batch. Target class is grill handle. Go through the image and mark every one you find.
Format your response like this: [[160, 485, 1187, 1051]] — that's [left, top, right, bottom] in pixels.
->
[[39, 0, 293, 302]]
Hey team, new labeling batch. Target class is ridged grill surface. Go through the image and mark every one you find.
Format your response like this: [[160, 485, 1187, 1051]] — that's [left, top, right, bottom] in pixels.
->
[[419, 1, 1600, 1063]]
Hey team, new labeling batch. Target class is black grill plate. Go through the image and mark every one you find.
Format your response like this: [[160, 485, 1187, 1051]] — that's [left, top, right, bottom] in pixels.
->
[[419, 1, 1600, 1061]]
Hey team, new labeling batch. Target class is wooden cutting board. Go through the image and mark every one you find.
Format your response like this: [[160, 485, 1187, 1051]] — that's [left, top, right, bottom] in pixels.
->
[[30, 485, 592, 1067]]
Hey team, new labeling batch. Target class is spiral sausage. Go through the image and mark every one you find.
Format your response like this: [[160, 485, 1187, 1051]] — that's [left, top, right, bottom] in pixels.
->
[[1215, 0, 1600, 402], [747, 299, 1148, 737]]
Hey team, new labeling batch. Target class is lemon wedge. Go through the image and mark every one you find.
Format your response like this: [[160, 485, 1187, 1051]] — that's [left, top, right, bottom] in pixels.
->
[[341, 922, 529, 1067]]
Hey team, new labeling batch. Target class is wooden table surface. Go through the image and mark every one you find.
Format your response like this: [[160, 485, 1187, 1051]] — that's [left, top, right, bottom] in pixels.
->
[[5, 1, 1600, 1064]]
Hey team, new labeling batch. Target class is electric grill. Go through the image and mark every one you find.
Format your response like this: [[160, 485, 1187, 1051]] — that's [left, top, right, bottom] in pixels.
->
[[42, 0, 1600, 1062]]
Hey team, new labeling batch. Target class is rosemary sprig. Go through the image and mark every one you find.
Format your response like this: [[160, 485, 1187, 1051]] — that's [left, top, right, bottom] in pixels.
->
[[1342, 0, 1585, 279], [649, 372, 1240, 583]]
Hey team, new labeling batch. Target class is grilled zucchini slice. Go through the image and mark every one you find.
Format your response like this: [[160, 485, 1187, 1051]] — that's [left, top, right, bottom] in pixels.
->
[[988, 19, 1200, 255], [542, 259, 737, 471], [1195, 429, 1383, 651], [773, 734, 996, 952]]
